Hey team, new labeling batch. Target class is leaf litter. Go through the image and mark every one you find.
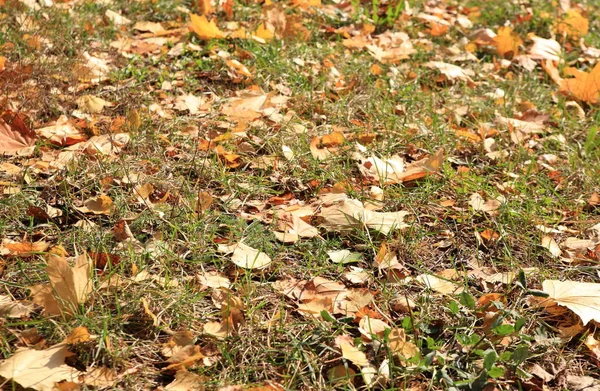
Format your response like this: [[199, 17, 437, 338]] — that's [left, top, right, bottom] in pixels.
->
[[1, 0, 600, 389]]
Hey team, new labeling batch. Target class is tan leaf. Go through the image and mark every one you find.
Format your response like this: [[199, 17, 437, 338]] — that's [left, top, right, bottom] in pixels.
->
[[83, 367, 118, 388], [388, 328, 418, 361], [424, 61, 475, 83], [165, 370, 206, 391], [359, 316, 391, 340], [340, 342, 369, 366], [0, 295, 35, 318], [76, 95, 112, 114], [468, 193, 502, 214], [189, 14, 226, 40], [224, 242, 272, 269], [105, 9, 131, 26], [75, 194, 114, 215], [197, 271, 230, 289], [416, 274, 464, 294], [34, 252, 92, 315], [0, 111, 36, 156], [195, 191, 214, 213], [318, 194, 409, 235], [0, 343, 82, 391], [542, 280, 600, 325], [67, 133, 130, 156], [541, 235, 562, 258]]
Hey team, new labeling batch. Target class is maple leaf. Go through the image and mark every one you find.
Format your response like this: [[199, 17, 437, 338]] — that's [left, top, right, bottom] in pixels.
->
[[30, 253, 92, 316], [189, 14, 226, 40], [0, 111, 36, 156], [556, 9, 589, 39], [492, 26, 523, 58], [560, 62, 600, 104]]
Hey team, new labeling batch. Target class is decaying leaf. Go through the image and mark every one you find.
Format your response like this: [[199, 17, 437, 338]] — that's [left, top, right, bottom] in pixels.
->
[[76, 95, 112, 114], [416, 274, 464, 294], [542, 280, 600, 325], [340, 342, 369, 366]]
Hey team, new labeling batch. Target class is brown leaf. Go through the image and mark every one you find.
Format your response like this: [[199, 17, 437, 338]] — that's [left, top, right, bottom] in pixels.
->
[[75, 194, 114, 215], [2, 240, 50, 257], [0, 111, 36, 156], [165, 370, 206, 391]]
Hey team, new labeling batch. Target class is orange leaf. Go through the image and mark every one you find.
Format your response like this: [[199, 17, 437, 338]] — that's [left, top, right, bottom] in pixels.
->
[[560, 63, 600, 104], [492, 26, 522, 58], [556, 9, 589, 38], [189, 13, 226, 40]]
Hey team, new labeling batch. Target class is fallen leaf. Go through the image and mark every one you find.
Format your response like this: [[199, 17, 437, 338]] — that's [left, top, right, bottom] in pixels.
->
[[340, 342, 369, 366], [1, 240, 50, 257], [189, 14, 226, 40], [0, 295, 35, 318], [541, 235, 562, 257], [0, 111, 36, 156], [542, 280, 600, 325], [83, 367, 118, 389], [318, 194, 410, 235], [30, 252, 92, 316], [75, 194, 114, 215], [416, 274, 464, 294], [424, 61, 475, 84], [105, 9, 131, 27], [35, 116, 86, 146], [174, 94, 205, 114], [165, 370, 206, 391], [388, 328, 418, 361], [560, 62, 600, 104], [63, 326, 90, 344], [469, 193, 502, 214], [0, 343, 82, 391], [556, 9, 589, 38], [220, 242, 272, 269], [327, 249, 363, 264], [76, 95, 112, 114], [493, 26, 523, 58]]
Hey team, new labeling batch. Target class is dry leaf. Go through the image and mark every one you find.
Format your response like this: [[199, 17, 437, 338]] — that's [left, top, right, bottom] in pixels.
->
[[340, 342, 369, 366], [424, 61, 475, 84], [105, 9, 131, 27], [76, 95, 112, 114], [0, 295, 35, 318], [493, 26, 523, 58], [174, 94, 205, 114], [327, 249, 363, 264], [75, 194, 114, 215], [542, 280, 600, 325], [416, 274, 464, 294], [541, 235, 562, 257], [220, 242, 272, 269], [560, 63, 600, 104], [469, 193, 502, 214], [388, 328, 418, 361], [556, 9, 589, 38], [64, 326, 90, 344], [83, 367, 118, 389], [0, 343, 82, 391], [165, 370, 206, 391], [1, 240, 50, 257], [189, 14, 226, 40], [0, 111, 36, 156], [31, 253, 92, 316], [35, 116, 86, 146], [318, 194, 409, 235]]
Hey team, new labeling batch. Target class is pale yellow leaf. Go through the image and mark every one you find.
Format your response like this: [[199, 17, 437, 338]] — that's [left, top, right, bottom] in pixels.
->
[[542, 280, 600, 325]]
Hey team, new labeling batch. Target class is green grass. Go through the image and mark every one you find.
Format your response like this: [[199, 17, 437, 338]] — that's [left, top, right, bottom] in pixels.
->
[[1, 0, 600, 389]]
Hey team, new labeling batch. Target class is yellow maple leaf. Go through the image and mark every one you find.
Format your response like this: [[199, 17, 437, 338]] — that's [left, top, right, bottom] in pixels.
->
[[560, 62, 600, 105], [189, 13, 226, 40], [492, 26, 523, 58], [556, 9, 589, 38]]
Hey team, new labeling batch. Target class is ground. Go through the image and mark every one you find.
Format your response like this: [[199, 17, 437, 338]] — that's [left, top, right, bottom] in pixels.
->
[[1, 0, 600, 390]]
